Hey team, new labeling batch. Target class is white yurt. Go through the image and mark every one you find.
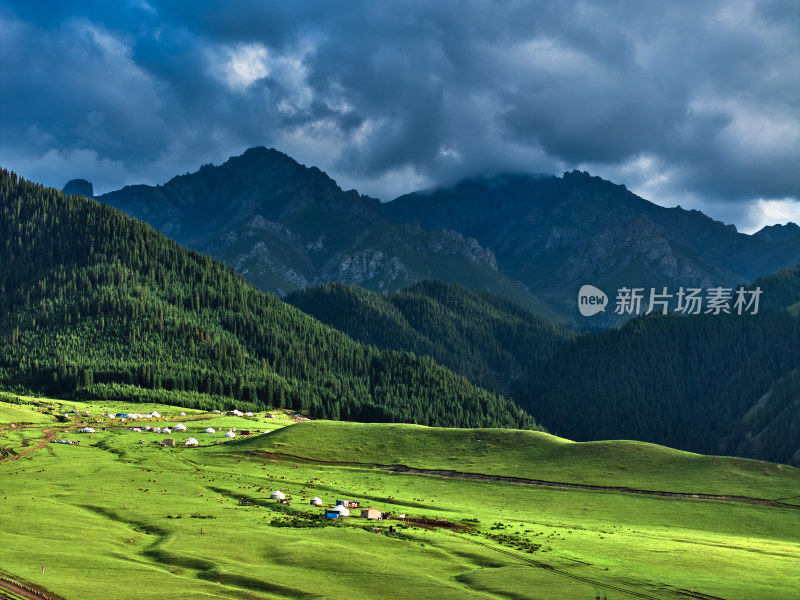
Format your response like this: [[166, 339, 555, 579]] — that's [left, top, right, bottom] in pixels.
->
[[162, 428, 172, 434], [270, 490, 286, 500], [205, 427, 216, 434], [225, 430, 236, 438], [79, 427, 95, 433], [180, 412, 186, 416], [310, 497, 323, 506], [150, 411, 161, 418], [184, 437, 199, 446], [173, 423, 187, 431], [332, 505, 350, 517], [245, 412, 255, 417]]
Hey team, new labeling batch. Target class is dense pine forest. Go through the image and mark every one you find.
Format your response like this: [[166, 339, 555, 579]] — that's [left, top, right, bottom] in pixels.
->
[[0, 170, 539, 430], [286, 280, 571, 396], [516, 309, 800, 465]]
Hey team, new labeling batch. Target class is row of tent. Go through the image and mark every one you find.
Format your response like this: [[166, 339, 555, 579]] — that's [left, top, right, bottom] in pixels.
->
[[203, 427, 237, 437], [182, 430, 236, 446], [269, 492, 351, 516]]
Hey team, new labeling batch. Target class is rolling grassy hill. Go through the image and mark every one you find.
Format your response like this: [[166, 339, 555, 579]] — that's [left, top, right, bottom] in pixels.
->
[[235, 420, 800, 499]]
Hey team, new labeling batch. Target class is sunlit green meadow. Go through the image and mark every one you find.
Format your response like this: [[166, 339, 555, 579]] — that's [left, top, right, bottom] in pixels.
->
[[1, 397, 799, 599]]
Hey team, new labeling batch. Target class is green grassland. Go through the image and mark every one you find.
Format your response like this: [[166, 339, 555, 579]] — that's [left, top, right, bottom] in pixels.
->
[[0, 401, 54, 426], [1, 398, 799, 600]]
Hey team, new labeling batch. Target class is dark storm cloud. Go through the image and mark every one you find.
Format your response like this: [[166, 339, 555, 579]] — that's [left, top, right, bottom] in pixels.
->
[[0, 0, 797, 231]]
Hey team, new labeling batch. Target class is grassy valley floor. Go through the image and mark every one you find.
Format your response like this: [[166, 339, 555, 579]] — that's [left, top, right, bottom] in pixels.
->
[[1, 396, 799, 600]]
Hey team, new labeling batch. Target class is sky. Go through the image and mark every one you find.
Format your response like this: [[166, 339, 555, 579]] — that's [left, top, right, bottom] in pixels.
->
[[1, 0, 798, 233]]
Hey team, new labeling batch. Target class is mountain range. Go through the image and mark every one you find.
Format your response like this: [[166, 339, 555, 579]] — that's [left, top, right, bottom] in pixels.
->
[[98, 147, 561, 321], [92, 147, 800, 324]]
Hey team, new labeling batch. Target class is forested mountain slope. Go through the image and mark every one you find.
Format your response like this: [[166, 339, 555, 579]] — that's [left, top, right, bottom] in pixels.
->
[[288, 275, 800, 466], [0, 169, 539, 430], [286, 280, 571, 396], [515, 309, 800, 466]]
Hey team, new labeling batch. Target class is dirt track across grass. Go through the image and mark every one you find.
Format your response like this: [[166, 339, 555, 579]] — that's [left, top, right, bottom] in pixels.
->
[[0, 426, 80, 464]]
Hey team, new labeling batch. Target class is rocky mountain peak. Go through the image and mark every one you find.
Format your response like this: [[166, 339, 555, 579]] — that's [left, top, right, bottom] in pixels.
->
[[63, 179, 94, 198], [753, 222, 800, 243]]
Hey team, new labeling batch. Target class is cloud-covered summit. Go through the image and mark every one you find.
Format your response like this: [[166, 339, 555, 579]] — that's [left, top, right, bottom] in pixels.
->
[[1, 0, 797, 232]]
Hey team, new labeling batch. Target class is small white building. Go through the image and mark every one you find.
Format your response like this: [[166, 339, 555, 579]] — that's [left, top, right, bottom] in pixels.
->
[[310, 497, 323, 506], [225, 430, 236, 438], [270, 490, 286, 500], [332, 505, 350, 517], [204, 427, 216, 434], [184, 438, 199, 446], [180, 412, 186, 416], [79, 427, 95, 433], [162, 428, 172, 434], [245, 412, 255, 417], [150, 411, 161, 418], [173, 423, 187, 431]]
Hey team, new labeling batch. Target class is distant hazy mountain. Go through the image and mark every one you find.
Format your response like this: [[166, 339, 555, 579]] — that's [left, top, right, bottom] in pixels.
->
[[753, 222, 800, 243], [99, 147, 562, 320], [63, 178, 93, 198], [384, 172, 800, 321]]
